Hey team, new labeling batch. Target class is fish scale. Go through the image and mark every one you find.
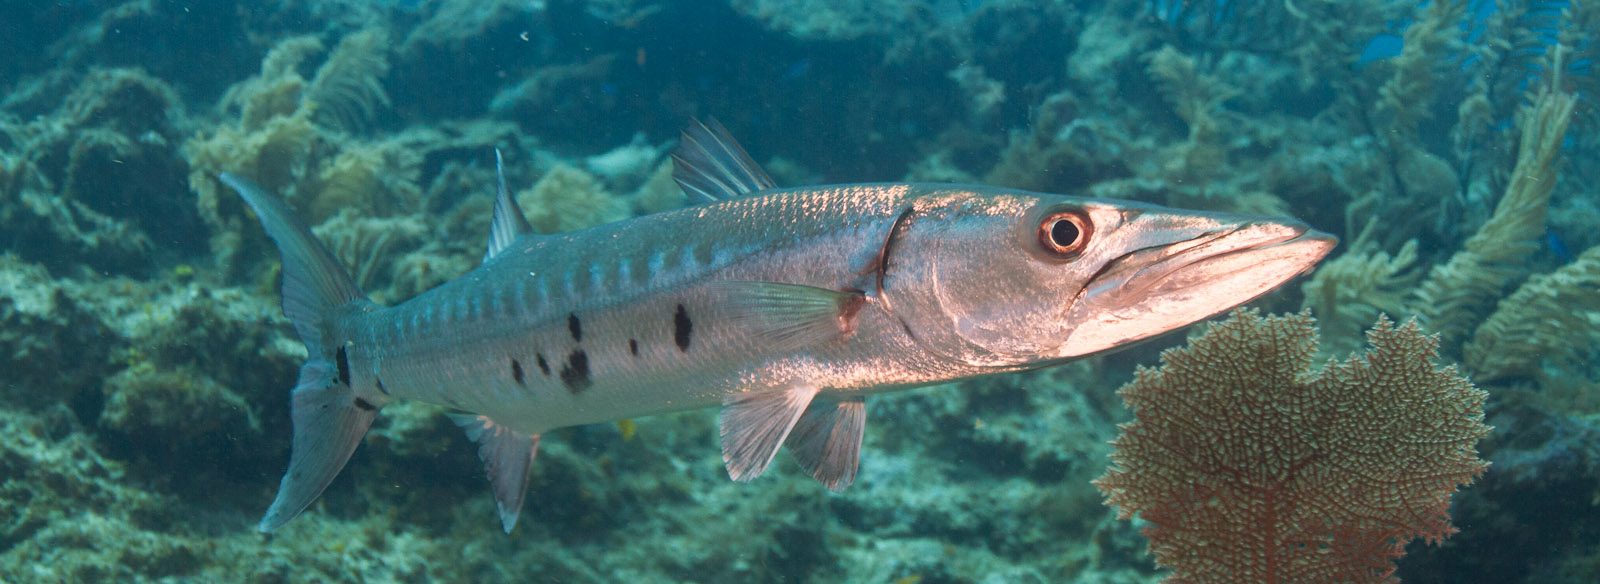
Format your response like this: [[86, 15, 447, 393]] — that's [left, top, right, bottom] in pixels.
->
[[361, 187, 913, 429], [226, 118, 1335, 533]]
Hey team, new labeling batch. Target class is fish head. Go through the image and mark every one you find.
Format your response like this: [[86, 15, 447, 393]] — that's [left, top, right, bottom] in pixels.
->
[[888, 188, 1336, 368]]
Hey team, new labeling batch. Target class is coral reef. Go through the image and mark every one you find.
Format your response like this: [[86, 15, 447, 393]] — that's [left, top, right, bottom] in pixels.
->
[[0, 0, 1596, 581], [1301, 236, 1421, 354], [1465, 244, 1600, 383], [518, 164, 628, 234], [1413, 87, 1578, 350], [1097, 311, 1490, 583]]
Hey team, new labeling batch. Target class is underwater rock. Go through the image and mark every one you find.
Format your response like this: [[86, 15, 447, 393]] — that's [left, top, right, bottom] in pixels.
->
[[0, 407, 176, 581], [727, 0, 927, 42], [0, 67, 198, 272], [0, 256, 118, 410], [98, 364, 260, 466]]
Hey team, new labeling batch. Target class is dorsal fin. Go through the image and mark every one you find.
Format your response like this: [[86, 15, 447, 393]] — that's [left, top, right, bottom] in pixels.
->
[[670, 117, 776, 202], [485, 148, 533, 261]]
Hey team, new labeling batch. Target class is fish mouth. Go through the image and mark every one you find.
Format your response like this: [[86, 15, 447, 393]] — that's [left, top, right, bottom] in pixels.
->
[[1055, 215, 1337, 359]]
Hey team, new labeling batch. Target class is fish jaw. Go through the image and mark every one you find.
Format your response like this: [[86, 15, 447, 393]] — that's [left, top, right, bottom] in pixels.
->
[[1053, 213, 1337, 359]]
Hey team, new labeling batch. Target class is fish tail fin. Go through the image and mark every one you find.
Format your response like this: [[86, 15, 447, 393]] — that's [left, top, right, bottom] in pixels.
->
[[220, 173, 379, 533]]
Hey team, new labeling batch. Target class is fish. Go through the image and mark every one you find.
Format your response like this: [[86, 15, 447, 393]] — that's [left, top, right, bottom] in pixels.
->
[[223, 118, 1336, 533]]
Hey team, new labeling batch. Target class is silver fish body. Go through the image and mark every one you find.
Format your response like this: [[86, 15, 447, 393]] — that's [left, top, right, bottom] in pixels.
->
[[227, 120, 1335, 533]]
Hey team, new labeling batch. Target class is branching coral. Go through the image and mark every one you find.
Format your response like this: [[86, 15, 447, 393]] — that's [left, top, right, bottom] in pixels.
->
[[1465, 245, 1600, 383], [1452, 2, 1551, 211], [518, 164, 627, 233], [1096, 310, 1490, 584], [630, 159, 687, 216], [308, 138, 424, 221], [1412, 88, 1578, 349], [188, 28, 420, 281], [224, 35, 324, 130], [1301, 235, 1421, 355], [311, 210, 428, 300], [399, 0, 530, 55], [984, 91, 1132, 193], [306, 28, 392, 134], [1341, 1, 1468, 245], [1374, 0, 1466, 141], [1144, 45, 1233, 184], [0, 152, 28, 204]]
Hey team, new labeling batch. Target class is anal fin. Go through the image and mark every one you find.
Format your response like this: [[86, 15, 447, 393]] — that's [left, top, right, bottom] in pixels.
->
[[721, 385, 819, 482], [450, 414, 541, 533], [788, 397, 866, 491]]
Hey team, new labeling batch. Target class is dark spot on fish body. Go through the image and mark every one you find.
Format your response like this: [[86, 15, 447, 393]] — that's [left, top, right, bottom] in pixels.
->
[[536, 353, 551, 376], [511, 358, 526, 386], [674, 303, 693, 352], [628, 338, 639, 356], [336, 345, 352, 386], [353, 397, 377, 411], [560, 350, 592, 393], [568, 313, 583, 342]]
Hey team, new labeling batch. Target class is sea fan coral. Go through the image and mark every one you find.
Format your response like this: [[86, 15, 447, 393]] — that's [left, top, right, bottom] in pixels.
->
[[1096, 310, 1489, 584]]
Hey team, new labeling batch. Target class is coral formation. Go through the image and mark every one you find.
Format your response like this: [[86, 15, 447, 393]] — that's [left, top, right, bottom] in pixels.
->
[[1097, 311, 1490, 583], [1413, 87, 1578, 349], [518, 164, 627, 234], [1465, 244, 1600, 383], [1301, 235, 1421, 354]]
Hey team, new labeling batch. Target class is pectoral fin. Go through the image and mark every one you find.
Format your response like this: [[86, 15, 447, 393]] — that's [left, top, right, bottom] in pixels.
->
[[788, 397, 866, 491], [709, 281, 866, 349], [450, 414, 541, 533], [720, 384, 819, 482]]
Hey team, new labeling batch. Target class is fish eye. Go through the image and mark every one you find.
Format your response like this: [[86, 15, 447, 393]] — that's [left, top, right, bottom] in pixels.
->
[[1038, 211, 1091, 257]]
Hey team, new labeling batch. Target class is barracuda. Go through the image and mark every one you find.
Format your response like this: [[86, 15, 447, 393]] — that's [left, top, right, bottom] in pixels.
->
[[226, 119, 1336, 533]]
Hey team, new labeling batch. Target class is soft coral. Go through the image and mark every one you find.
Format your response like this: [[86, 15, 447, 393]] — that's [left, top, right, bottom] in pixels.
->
[[1096, 310, 1490, 583]]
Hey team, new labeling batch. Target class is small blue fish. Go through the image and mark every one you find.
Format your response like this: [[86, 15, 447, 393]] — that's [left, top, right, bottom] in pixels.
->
[[1546, 230, 1573, 263]]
